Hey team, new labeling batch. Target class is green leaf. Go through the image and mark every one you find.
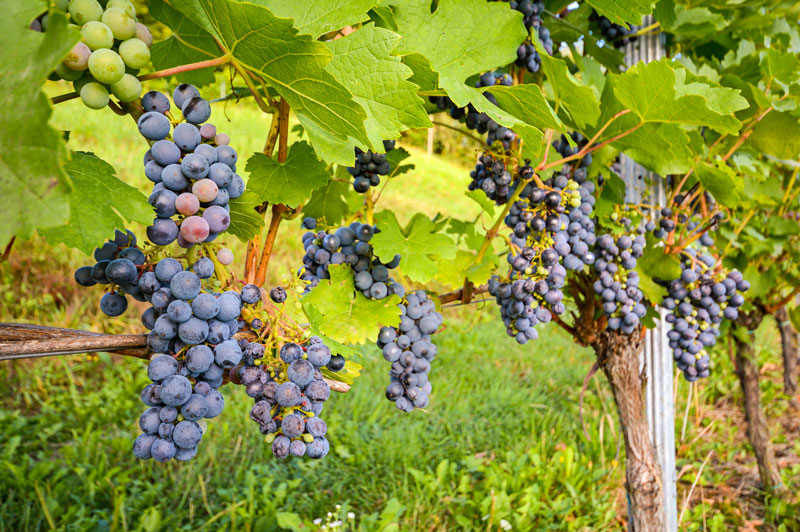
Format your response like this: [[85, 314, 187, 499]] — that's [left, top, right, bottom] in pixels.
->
[[639, 245, 681, 281], [245, 142, 329, 208], [257, 0, 377, 38], [586, 0, 654, 26], [635, 265, 668, 303], [371, 211, 457, 283], [385, 146, 414, 178], [0, 5, 76, 247], [275, 512, 304, 531], [760, 48, 799, 85], [433, 250, 497, 289], [304, 25, 431, 164], [748, 111, 800, 159], [171, 0, 369, 146], [465, 190, 496, 217], [541, 55, 601, 130], [149, 0, 218, 87], [594, 173, 626, 219], [657, 1, 728, 38], [228, 190, 265, 243], [403, 53, 438, 92], [40, 153, 152, 254], [788, 306, 800, 333], [614, 59, 748, 135], [485, 84, 564, 132], [694, 161, 742, 208], [303, 178, 358, 225], [301, 265, 401, 344]]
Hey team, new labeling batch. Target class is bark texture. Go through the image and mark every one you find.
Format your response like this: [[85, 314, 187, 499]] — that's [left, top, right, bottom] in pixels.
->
[[733, 312, 784, 492], [774, 307, 798, 404], [593, 329, 664, 532]]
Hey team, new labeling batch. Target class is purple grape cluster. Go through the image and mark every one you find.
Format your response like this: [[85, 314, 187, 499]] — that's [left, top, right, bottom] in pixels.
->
[[347, 140, 396, 193], [243, 338, 336, 459], [73, 229, 144, 316], [592, 223, 648, 334], [139, 84, 243, 248], [489, 0, 553, 73], [552, 132, 592, 171], [378, 291, 442, 412], [298, 218, 404, 300], [590, 10, 638, 48]]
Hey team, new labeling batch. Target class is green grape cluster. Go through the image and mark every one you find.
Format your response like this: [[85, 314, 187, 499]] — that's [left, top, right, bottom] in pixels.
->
[[41, 0, 152, 110]]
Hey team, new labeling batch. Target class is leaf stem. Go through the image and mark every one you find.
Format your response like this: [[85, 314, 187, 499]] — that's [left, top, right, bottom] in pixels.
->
[[431, 120, 487, 146], [538, 115, 639, 171], [137, 55, 230, 81], [231, 60, 272, 114], [51, 92, 79, 104]]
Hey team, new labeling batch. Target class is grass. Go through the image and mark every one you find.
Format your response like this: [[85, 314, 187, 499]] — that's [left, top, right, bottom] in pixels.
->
[[2, 83, 798, 531]]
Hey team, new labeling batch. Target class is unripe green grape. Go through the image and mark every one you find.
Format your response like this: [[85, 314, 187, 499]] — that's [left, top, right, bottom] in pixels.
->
[[134, 22, 152, 47], [118, 38, 150, 69], [63, 41, 91, 70], [41, 14, 49, 30], [107, 0, 136, 17], [101, 7, 136, 40], [81, 21, 113, 50], [88, 48, 125, 84], [68, 0, 103, 25], [110, 73, 142, 102], [73, 74, 93, 94], [55, 62, 84, 81], [80, 82, 109, 109], [55, 0, 70, 10]]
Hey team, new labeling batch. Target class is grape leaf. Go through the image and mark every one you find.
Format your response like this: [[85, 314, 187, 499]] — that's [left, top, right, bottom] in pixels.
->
[[541, 55, 601, 130], [169, 0, 369, 147], [485, 84, 564, 132], [747, 111, 800, 159], [403, 53, 438, 92], [586, 0, 653, 26], [40, 152, 152, 255], [433, 250, 498, 289], [694, 161, 742, 208], [245, 142, 329, 208], [465, 190, 496, 217], [149, 0, 218, 87], [639, 245, 681, 281], [0, 5, 77, 248], [614, 59, 748, 135], [386, 146, 414, 178], [227, 190, 265, 243], [301, 264, 401, 344], [303, 178, 358, 226], [635, 265, 668, 303], [304, 25, 431, 164], [371, 211, 457, 282], [256, 0, 377, 38]]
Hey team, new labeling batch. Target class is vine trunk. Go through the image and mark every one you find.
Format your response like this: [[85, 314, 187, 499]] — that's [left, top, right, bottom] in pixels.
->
[[774, 306, 798, 406], [592, 329, 664, 532]]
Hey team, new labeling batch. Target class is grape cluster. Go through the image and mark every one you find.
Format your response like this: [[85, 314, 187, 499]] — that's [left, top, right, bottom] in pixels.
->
[[662, 248, 748, 381], [489, 164, 597, 344], [468, 153, 517, 205], [590, 10, 638, 48], [133, 351, 227, 462], [552, 132, 592, 172], [139, 85, 243, 248], [298, 218, 404, 300], [378, 291, 442, 412], [74, 229, 144, 316], [430, 71, 516, 150], [592, 222, 648, 334], [347, 140, 396, 193], [35, 0, 153, 109], [242, 338, 336, 459]]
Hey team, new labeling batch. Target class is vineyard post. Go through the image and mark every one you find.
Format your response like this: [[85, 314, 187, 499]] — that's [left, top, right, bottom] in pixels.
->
[[620, 19, 678, 531]]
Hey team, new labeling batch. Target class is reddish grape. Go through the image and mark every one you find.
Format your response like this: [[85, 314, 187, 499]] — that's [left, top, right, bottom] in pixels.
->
[[192, 179, 218, 202], [175, 192, 200, 215], [180, 216, 210, 244]]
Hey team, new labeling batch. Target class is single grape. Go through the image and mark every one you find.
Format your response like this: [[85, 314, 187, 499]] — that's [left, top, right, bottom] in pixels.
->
[[172, 420, 202, 449], [107, 0, 136, 17], [81, 20, 113, 50], [192, 179, 218, 202], [119, 38, 150, 69], [191, 293, 219, 320], [326, 354, 345, 372], [214, 133, 230, 145], [132, 433, 157, 460], [175, 192, 200, 216], [88, 48, 125, 84], [215, 291, 241, 321], [150, 140, 181, 166], [214, 340, 242, 368], [272, 436, 290, 459], [270, 286, 286, 304], [55, 63, 83, 81], [202, 206, 230, 233], [110, 73, 141, 103], [105, 258, 138, 284], [64, 41, 92, 70], [69, 0, 103, 25], [182, 97, 211, 124], [207, 162, 233, 187], [191, 257, 215, 279], [181, 394, 208, 421], [101, 7, 136, 40], [200, 123, 216, 139], [181, 153, 209, 180], [74, 266, 97, 287], [142, 91, 170, 114], [146, 218, 179, 246], [305, 437, 329, 459], [170, 271, 202, 300], [217, 248, 234, 265], [179, 216, 210, 245], [134, 22, 153, 47], [226, 174, 245, 199], [137, 111, 170, 140], [185, 345, 214, 373], [79, 82, 108, 109], [149, 188, 177, 218], [173, 123, 201, 152], [216, 145, 237, 167]]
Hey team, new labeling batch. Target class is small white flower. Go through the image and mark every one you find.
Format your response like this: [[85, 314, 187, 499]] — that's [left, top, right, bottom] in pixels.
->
[[313, 519, 322, 525], [327, 512, 333, 518], [331, 521, 342, 528], [500, 519, 512, 531], [336, 504, 342, 509], [347, 512, 355, 520]]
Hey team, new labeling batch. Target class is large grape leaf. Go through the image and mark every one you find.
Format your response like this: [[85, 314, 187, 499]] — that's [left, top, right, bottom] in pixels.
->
[[694, 161, 742, 208], [169, 0, 369, 147], [256, 0, 378, 38], [228, 190, 265, 243], [541, 55, 602, 130], [245, 142, 329, 208], [40, 153, 152, 255], [304, 25, 431, 165], [371, 211, 457, 283], [303, 168, 361, 225], [0, 4, 77, 247], [586, 0, 654, 26], [614, 59, 748, 135], [149, 0, 218, 87], [433, 250, 497, 290], [485, 84, 564, 132], [301, 265, 401, 344], [747, 111, 800, 159]]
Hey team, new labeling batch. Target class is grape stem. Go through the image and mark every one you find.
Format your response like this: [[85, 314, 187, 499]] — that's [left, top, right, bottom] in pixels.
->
[[430, 120, 487, 146], [137, 55, 231, 81], [51, 92, 79, 104], [254, 204, 287, 287]]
